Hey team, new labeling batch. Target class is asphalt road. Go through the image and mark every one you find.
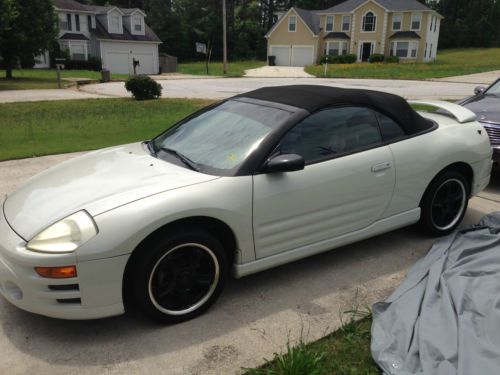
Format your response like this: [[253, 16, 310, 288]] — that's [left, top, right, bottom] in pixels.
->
[[80, 77, 479, 100], [0, 153, 499, 374]]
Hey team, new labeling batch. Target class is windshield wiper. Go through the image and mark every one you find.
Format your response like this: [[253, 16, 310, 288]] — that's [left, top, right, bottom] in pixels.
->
[[159, 147, 200, 172]]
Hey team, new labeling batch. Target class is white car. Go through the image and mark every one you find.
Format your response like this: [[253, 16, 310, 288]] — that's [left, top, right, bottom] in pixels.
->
[[0, 86, 492, 323]]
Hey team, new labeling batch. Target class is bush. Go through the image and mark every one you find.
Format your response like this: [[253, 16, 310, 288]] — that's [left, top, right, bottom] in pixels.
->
[[320, 53, 357, 64], [385, 55, 400, 63], [125, 75, 162, 100], [368, 54, 385, 63]]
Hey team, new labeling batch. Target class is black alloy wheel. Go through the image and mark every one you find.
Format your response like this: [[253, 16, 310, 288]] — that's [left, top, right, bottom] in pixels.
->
[[132, 229, 228, 323], [420, 171, 469, 236]]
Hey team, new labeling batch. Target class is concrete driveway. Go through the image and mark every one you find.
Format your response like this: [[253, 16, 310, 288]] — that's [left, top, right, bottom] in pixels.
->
[[1, 153, 499, 374], [0, 88, 106, 103], [80, 77, 478, 101]]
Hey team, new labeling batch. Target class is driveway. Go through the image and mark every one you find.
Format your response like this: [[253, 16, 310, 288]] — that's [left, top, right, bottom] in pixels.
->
[[435, 70, 500, 85], [0, 153, 499, 374], [244, 66, 314, 78], [80, 77, 478, 101]]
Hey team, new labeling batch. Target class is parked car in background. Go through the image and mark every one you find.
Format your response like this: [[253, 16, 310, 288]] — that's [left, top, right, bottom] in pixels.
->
[[0, 86, 492, 324], [458, 78, 500, 162]]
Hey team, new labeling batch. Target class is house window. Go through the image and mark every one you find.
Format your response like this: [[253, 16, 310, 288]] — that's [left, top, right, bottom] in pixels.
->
[[111, 15, 120, 31], [75, 14, 80, 31], [325, 41, 348, 56], [411, 14, 421, 30], [325, 16, 334, 32], [71, 44, 85, 60], [425, 43, 427, 58], [66, 14, 72, 31], [434, 18, 437, 32], [390, 41, 419, 59], [342, 15, 350, 31], [134, 16, 142, 31], [430, 16, 434, 31], [362, 12, 376, 32], [392, 14, 402, 31], [288, 16, 296, 32], [88, 15, 92, 30]]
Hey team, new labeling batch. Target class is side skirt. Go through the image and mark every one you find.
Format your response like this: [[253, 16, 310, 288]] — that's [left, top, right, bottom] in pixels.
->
[[232, 208, 421, 278]]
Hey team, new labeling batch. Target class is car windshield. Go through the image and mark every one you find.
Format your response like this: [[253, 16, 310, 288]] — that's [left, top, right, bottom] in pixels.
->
[[485, 80, 500, 95], [153, 100, 292, 173]]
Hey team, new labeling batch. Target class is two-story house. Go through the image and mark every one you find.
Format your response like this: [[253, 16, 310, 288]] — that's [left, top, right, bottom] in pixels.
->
[[265, 0, 443, 66], [36, 0, 161, 74]]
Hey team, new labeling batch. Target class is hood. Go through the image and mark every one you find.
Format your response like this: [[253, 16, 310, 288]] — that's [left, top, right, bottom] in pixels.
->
[[461, 95, 500, 124], [4, 143, 218, 240]]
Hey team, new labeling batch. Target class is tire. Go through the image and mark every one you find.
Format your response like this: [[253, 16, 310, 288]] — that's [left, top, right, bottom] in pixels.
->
[[131, 228, 228, 323], [419, 170, 470, 236]]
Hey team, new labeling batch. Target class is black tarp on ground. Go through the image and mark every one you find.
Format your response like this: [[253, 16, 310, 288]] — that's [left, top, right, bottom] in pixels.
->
[[371, 212, 500, 375]]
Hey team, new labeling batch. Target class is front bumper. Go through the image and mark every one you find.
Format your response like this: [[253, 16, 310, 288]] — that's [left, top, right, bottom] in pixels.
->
[[0, 202, 127, 320]]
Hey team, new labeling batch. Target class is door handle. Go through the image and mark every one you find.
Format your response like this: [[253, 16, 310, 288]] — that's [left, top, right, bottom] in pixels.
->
[[371, 162, 392, 173]]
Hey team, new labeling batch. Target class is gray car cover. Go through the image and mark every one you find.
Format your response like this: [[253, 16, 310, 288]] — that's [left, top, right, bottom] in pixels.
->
[[371, 212, 500, 375]]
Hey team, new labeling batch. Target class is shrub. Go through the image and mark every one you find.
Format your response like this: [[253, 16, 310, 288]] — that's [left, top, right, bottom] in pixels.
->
[[385, 55, 400, 63], [368, 54, 385, 63], [320, 53, 357, 64], [125, 75, 162, 100]]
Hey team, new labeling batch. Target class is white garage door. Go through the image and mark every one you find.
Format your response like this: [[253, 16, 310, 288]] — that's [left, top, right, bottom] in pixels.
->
[[270, 46, 290, 66], [105, 51, 130, 74], [292, 46, 314, 66], [132, 53, 155, 75]]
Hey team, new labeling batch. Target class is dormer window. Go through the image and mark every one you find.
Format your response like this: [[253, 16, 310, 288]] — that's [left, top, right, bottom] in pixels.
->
[[133, 15, 142, 32], [325, 16, 333, 32], [362, 12, 376, 32], [111, 15, 120, 31], [288, 16, 296, 32]]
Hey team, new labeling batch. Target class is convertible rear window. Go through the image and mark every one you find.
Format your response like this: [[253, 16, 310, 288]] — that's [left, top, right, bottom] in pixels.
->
[[153, 100, 291, 172]]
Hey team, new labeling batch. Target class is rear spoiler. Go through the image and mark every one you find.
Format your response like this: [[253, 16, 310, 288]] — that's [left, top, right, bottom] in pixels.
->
[[408, 100, 477, 124]]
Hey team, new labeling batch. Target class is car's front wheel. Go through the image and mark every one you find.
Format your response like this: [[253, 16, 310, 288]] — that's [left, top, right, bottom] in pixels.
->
[[131, 229, 228, 323], [420, 170, 470, 236]]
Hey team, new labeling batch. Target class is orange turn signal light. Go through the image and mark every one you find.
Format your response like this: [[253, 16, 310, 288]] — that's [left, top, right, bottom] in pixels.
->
[[35, 266, 77, 279]]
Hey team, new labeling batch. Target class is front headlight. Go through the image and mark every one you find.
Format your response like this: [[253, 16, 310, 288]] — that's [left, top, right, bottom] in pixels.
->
[[26, 211, 98, 253]]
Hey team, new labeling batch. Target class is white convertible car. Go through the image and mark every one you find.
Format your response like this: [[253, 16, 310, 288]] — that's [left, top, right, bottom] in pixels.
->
[[0, 86, 492, 323]]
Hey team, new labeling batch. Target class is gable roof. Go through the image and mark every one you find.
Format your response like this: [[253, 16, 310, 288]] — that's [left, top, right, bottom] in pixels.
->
[[54, 0, 146, 16], [265, 7, 320, 38], [94, 18, 161, 43], [322, 0, 432, 13]]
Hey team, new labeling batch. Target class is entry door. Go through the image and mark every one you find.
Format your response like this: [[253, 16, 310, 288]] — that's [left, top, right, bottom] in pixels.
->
[[252, 106, 395, 259], [361, 42, 373, 61]]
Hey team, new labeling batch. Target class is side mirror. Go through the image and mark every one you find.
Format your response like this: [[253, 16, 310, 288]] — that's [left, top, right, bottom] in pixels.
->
[[263, 154, 305, 173], [474, 86, 486, 95]]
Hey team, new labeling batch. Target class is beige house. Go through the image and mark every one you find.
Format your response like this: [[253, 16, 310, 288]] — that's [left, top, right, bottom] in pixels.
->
[[265, 0, 443, 65]]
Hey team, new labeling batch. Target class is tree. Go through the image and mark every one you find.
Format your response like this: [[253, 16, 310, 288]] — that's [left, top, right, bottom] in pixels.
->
[[0, 0, 58, 79]]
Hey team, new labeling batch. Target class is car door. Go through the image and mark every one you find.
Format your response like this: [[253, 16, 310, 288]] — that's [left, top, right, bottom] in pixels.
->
[[252, 106, 396, 259]]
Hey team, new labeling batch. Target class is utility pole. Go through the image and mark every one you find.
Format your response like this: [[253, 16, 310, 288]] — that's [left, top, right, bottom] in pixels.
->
[[222, 0, 228, 74]]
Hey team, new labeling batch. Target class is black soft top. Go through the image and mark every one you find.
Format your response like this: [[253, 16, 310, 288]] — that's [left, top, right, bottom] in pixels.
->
[[237, 85, 434, 135]]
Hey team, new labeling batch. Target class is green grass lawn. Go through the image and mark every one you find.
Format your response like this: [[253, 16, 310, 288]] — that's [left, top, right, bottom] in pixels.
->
[[246, 314, 380, 375], [0, 98, 212, 161], [178, 60, 266, 77], [0, 69, 130, 90], [306, 48, 500, 80]]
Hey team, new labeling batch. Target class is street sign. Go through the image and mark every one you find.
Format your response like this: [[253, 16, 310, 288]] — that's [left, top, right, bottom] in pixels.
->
[[196, 42, 207, 54]]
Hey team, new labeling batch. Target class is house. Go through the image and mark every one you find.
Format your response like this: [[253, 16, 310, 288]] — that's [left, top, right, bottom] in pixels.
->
[[35, 0, 161, 74], [265, 0, 443, 66]]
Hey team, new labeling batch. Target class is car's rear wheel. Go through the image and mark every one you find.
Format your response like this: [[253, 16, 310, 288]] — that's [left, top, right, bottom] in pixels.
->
[[420, 171, 469, 236], [131, 229, 228, 323]]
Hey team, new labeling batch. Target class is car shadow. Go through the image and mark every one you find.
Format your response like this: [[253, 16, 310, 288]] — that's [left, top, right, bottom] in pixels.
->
[[1, 173, 499, 367]]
